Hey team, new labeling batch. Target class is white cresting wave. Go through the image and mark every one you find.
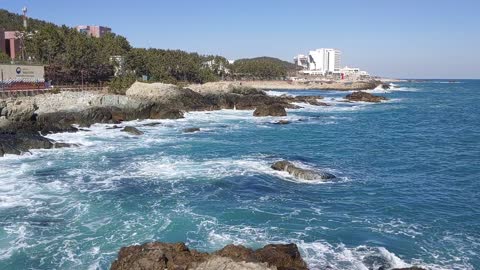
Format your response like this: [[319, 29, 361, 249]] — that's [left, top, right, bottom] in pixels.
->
[[193, 217, 419, 270]]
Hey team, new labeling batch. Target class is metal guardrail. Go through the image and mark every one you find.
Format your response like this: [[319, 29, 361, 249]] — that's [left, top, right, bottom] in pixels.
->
[[0, 85, 108, 98]]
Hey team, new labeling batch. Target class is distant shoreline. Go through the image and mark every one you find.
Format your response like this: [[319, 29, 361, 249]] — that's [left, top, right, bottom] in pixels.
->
[[188, 80, 390, 93]]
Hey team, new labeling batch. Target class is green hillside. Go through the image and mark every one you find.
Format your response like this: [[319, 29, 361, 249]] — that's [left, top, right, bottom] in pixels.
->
[[0, 9, 55, 31]]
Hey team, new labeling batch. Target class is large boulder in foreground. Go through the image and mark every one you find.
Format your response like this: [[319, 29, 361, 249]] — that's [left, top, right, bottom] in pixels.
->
[[110, 242, 308, 270], [345, 91, 388, 103], [271, 160, 336, 180], [253, 104, 287, 117]]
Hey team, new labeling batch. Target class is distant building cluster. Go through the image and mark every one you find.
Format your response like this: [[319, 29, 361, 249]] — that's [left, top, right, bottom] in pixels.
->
[[294, 48, 369, 80], [75, 25, 111, 38]]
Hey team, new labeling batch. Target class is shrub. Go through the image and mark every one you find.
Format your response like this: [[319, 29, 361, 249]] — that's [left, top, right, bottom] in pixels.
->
[[108, 75, 137, 95]]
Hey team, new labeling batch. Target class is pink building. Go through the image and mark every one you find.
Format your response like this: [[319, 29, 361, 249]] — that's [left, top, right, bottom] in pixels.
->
[[1, 31, 21, 59], [75, 25, 111, 38]]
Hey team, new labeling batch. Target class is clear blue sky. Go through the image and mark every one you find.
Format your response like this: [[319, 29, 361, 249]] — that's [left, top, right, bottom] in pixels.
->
[[2, 0, 480, 78]]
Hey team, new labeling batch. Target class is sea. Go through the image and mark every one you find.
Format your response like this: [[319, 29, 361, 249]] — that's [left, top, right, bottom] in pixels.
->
[[0, 80, 479, 270]]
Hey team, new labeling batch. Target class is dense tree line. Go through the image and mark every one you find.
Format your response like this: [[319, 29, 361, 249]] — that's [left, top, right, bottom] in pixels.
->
[[0, 9, 54, 32], [232, 57, 289, 80], [125, 48, 225, 84], [1, 9, 297, 87], [25, 25, 131, 83]]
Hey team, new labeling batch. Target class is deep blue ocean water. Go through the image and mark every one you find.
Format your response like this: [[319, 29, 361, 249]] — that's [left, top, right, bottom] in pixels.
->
[[0, 80, 479, 270]]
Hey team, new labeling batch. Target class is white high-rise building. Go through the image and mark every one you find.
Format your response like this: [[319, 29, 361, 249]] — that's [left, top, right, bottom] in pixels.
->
[[294, 54, 309, 69], [305, 48, 341, 75]]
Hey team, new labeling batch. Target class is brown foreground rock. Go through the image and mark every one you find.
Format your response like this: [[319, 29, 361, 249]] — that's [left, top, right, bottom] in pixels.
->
[[110, 242, 308, 270], [345, 91, 388, 103]]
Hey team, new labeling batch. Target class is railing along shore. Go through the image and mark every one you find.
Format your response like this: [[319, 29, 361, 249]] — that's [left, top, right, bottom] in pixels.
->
[[0, 85, 108, 99]]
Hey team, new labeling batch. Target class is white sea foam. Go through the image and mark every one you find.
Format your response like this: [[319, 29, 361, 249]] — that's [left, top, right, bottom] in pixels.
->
[[266, 90, 295, 97], [291, 101, 371, 113], [196, 220, 415, 270]]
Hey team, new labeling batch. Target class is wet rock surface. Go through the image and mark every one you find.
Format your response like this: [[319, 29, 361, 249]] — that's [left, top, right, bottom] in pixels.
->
[[0, 132, 74, 157], [345, 91, 388, 103], [271, 160, 336, 180], [253, 104, 287, 117], [121, 126, 144, 135], [110, 242, 308, 270]]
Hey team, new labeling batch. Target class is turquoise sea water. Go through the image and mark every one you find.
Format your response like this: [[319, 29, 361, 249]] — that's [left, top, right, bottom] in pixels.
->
[[0, 81, 479, 270]]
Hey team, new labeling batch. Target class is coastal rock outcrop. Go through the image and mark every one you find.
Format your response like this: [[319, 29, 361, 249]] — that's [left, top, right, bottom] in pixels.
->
[[253, 104, 287, 117], [1, 99, 38, 122], [278, 95, 328, 106], [345, 91, 388, 103], [121, 126, 144, 135], [271, 160, 336, 180], [0, 133, 73, 157], [1, 80, 389, 157], [110, 242, 308, 270]]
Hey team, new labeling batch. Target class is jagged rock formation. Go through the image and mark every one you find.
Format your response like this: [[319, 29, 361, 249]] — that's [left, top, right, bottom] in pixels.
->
[[110, 242, 308, 270]]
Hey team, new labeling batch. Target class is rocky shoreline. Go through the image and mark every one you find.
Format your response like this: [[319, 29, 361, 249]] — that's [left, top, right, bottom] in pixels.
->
[[188, 80, 389, 92], [0, 81, 428, 269], [110, 241, 426, 270], [0, 81, 389, 157]]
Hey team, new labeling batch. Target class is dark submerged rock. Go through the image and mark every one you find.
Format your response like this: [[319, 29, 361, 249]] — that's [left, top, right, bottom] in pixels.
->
[[142, 122, 162, 127], [345, 91, 388, 103], [121, 126, 144, 135], [273, 120, 291, 125], [271, 160, 336, 180], [183, 127, 201, 133], [392, 266, 427, 270], [110, 242, 308, 270], [253, 104, 287, 117]]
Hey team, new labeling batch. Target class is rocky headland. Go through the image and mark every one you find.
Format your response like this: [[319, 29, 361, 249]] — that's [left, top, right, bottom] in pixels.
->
[[0, 81, 337, 156], [0, 80, 390, 156]]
